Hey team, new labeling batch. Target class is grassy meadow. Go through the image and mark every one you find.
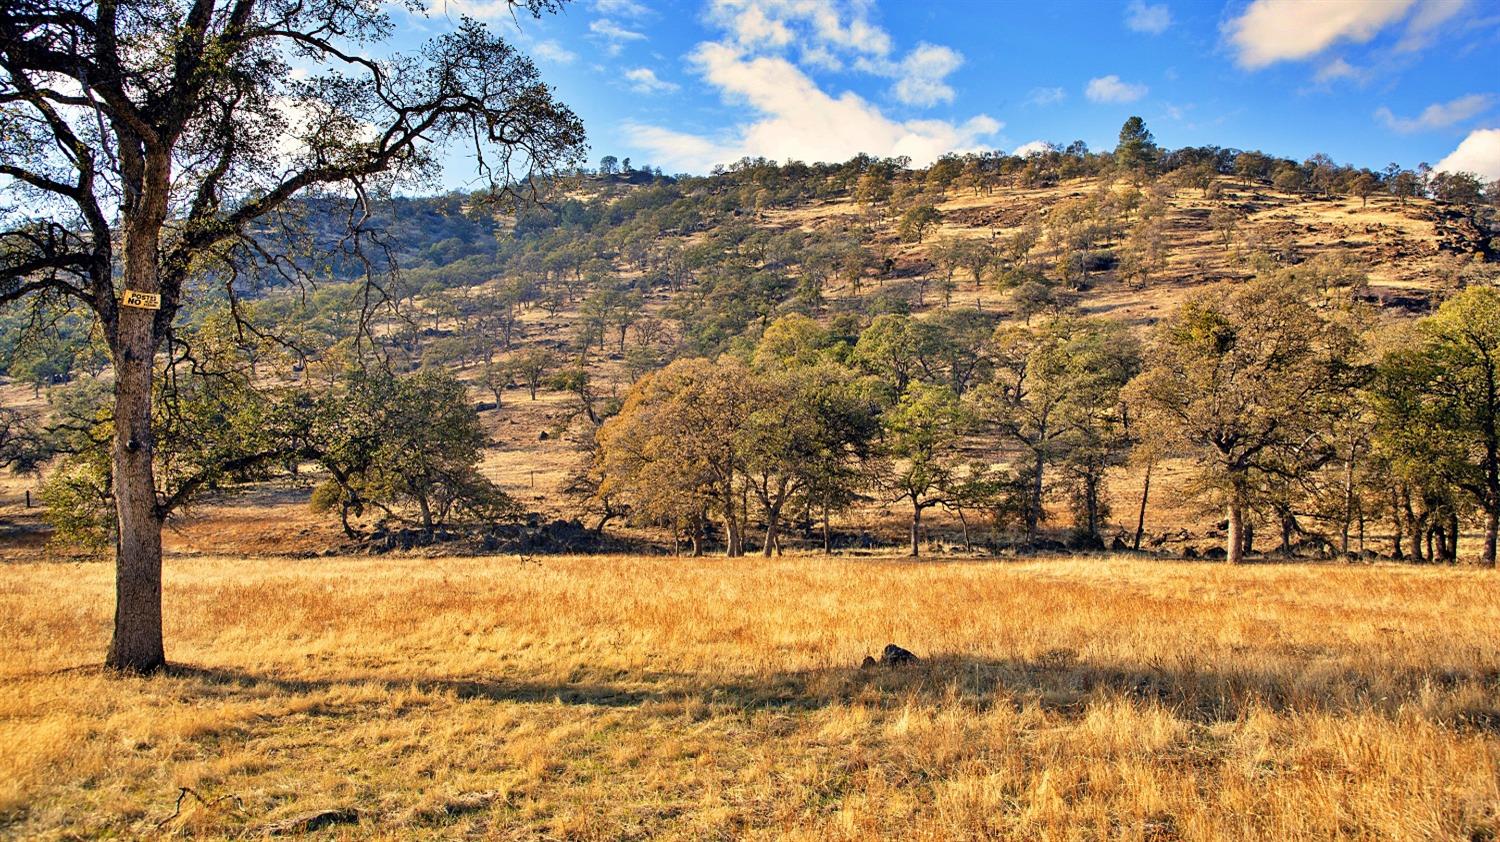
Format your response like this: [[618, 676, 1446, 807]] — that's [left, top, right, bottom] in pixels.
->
[[2, 554, 1499, 840]]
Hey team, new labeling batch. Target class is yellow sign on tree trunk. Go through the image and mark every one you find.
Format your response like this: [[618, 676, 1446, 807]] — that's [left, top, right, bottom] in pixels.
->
[[121, 290, 161, 310]]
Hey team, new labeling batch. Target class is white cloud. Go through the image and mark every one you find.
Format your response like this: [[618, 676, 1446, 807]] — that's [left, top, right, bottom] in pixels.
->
[[1313, 58, 1365, 84], [531, 39, 577, 65], [425, 0, 519, 18], [1398, 0, 1467, 51], [1013, 140, 1054, 157], [1223, 0, 1470, 68], [624, 67, 680, 94], [1026, 86, 1066, 106], [1375, 94, 1493, 133], [1434, 127, 1500, 181], [890, 43, 963, 106], [800, 45, 843, 71], [627, 44, 1000, 172], [708, 0, 891, 56], [589, 18, 647, 56], [705, 0, 965, 109], [1125, 0, 1172, 34], [595, 0, 651, 17], [1085, 75, 1148, 104]]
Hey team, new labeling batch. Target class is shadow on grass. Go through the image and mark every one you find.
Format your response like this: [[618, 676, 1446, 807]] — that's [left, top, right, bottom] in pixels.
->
[[163, 652, 1500, 731]]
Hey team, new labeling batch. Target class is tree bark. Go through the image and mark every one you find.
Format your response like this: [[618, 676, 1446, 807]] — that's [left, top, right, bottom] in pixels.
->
[[822, 501, 831, 555], [106, 348, 165, 673], [1225, 500, 1245, 565], [910, 501, 922, 558], [1340, 445, 1356, 556], [1027, 448, 1044, 542], [1406, 493, 1425, 563], [1133, 462, 1152, 551], [762, 505, 780, 558], [1390, 486, 1404, 560], [1486, 508, 1498, 567], [106, 176, 168, 672]]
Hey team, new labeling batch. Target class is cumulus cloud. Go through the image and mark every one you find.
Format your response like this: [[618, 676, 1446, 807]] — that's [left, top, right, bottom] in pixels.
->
[[1224, 0, 1469, 68], [624, 67, 680, 94], [1125, 0, 1171, 34], [1085, 75, 1148, 104], [706, 0, 963, 109], [595, 0, 651, 16], [627, 44, 1000, 172], [1434, 128, 1500, 181], [531, 39, 577, 64], [708, 0, 890, 55], [589, 18, 647, 55], [1375, 94, 1493, 133], [889, 43, 964, 106], [1013, 140, 1054, 157]]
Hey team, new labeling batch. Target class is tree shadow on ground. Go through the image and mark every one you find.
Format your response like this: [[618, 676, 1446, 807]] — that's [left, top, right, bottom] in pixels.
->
[[163, 652, 1500, 733]]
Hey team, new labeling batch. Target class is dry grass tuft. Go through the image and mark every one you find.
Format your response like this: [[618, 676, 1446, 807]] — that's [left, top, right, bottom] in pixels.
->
[[2, 554, 1499, 839]]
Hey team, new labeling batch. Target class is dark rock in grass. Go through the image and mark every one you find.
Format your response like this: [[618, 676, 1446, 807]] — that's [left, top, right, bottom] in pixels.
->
[[859, 644, 920, 669], [881, 644, 919, 665]]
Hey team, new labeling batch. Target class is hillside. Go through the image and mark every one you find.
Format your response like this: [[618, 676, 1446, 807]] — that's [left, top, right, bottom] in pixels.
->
[[2, 152, 1498, 560]]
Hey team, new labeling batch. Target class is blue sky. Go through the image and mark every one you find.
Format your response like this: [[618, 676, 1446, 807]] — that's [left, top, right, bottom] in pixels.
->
[[396, 0, 1500, 183]]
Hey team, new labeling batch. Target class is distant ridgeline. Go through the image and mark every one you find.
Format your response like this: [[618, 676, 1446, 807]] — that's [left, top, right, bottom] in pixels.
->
[[3, 140, 1495, 392]]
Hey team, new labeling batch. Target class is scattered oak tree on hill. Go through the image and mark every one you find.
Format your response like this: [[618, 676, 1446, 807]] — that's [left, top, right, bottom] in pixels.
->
[[0, 0, 584, 671]]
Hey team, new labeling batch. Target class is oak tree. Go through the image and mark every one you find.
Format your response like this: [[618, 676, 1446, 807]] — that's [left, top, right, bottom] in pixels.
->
[[0, 0, 584, 670]]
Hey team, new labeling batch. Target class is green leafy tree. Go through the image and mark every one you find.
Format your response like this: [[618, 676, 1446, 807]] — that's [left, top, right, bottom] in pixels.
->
[[976, 317, 1139, 543], [877, 381, 967, 557], [338, 370, 517, 534], [596, 357, 757, 556], [1126, 278, 1346, 563], [1374, 287, 1500, 566]]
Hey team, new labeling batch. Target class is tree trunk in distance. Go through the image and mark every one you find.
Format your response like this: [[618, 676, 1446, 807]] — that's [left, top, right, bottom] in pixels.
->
[[1133, 462, 1152, 551], [1486, 509, 1498, 567], [910, 502, 922, 558], [1225, 501, 1245, 565]]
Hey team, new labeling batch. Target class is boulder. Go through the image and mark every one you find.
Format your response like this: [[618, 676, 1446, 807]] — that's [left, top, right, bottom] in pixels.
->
[[860, 644, 920, 669]]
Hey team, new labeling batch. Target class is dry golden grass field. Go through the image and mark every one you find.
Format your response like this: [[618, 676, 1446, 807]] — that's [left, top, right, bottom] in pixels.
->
[[3, 554, 1500, 840]]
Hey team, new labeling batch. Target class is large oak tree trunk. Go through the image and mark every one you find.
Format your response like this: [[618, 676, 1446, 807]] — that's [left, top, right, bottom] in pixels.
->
[[106, 203, 166, 672], [107, 350, 165, 672]]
